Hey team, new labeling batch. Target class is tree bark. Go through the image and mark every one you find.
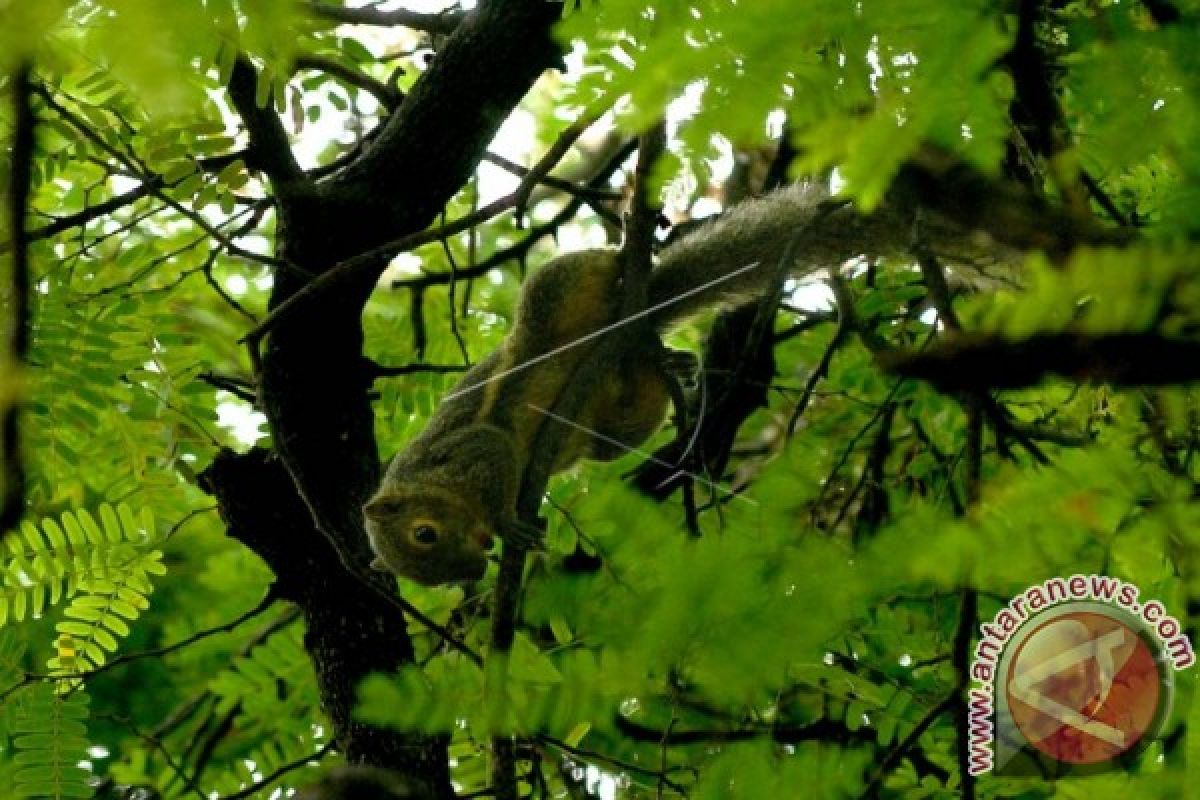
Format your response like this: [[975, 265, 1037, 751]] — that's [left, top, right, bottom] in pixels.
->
[[201, 2, 564, 794]]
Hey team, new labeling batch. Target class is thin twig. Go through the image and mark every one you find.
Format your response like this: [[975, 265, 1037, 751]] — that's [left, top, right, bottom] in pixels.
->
[[295, 54, 403, 108], [213, 740, 336, 800], [33, 85, 295, 274], [513, 105, 610, 223], [97, 712, 210, 800], [27, 177, 160, 242], [73, 590, 278, 681], [392, 140, 635, 292], [242, 192, 519, 353], [371, 362, 470, 378], [786, 271, 859, 440], [490, 126, 664, 800], [862, 693, 956, 796]]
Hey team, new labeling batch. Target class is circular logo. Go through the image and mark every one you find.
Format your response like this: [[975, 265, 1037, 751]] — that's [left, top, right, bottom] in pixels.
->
[[1004, 610, 1165, 765]]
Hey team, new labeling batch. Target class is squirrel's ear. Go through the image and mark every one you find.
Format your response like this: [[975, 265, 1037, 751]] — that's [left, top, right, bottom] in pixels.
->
[[369, 557, 389, 572], [363, 496, 400, 520]]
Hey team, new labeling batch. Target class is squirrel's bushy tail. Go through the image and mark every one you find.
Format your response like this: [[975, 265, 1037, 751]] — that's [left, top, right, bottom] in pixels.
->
[[648, 183, 912, 330], [646, 181, 1018, 331], [650, 183, 832, 329]]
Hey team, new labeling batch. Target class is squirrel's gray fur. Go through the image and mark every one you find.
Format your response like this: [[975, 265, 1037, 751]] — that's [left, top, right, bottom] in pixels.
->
[[648, 182, 1013, 329]]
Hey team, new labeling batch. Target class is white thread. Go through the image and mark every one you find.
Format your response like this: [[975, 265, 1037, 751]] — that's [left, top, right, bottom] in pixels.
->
[[527, 403, 757, 507]]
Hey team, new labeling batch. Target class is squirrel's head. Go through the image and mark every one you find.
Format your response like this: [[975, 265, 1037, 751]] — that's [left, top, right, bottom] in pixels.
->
[[362, 486, 495, 586]]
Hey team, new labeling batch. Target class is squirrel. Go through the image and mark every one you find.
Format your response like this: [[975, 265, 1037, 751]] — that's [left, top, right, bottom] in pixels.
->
[[363, 182, 1007, 585]]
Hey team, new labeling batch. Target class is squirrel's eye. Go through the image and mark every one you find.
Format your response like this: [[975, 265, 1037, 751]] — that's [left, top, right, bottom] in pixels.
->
[[412, 525, 439, 546]]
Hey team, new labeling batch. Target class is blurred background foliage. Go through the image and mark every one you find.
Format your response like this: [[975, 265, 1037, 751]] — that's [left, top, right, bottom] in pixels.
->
[[0, 0, 1198, 798]]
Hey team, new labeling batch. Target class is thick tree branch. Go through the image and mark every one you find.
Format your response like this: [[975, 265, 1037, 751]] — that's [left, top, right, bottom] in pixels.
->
[[322, 2, 563, 248], [199, 449, 456, 797], [1004, 2, 1066, 164], [633, 303, 777, 501], [895, 149, 1131, 261], [883, 332, 1200, 391], [1140, 0, 1182, 25], [226, 56, 304, 184], [209, 3, 564, 793], [619, 124, 666, 305], [490, 129, 664, 800], [308, 2, 466, 35]]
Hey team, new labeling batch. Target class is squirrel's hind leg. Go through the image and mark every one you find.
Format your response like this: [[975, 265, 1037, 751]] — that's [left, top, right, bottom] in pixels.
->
[[582, 353, 673, 461], [511, 250, 622, 353]]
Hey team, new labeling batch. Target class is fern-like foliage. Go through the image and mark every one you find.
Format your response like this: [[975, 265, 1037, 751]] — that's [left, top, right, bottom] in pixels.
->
[[204, 623, 331, 798], [209, 622, 319, 723], [0, 629, 29, 752], [210, 732, 332, 800], [29, 303, 165, 507], [9, 683, 91, 799], [0, 628, 27, 681], [0, 504, 166, 676]]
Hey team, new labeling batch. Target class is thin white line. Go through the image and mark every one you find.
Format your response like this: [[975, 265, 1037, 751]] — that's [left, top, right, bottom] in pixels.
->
[[443, 259, 762, 401], [653, 470, 688, 493], [527, 403, 757, 506], [679, 359, 706, 461]]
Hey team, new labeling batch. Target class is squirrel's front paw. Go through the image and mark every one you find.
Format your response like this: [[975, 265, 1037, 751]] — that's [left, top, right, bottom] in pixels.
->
[[661, 348, 700, 389]]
